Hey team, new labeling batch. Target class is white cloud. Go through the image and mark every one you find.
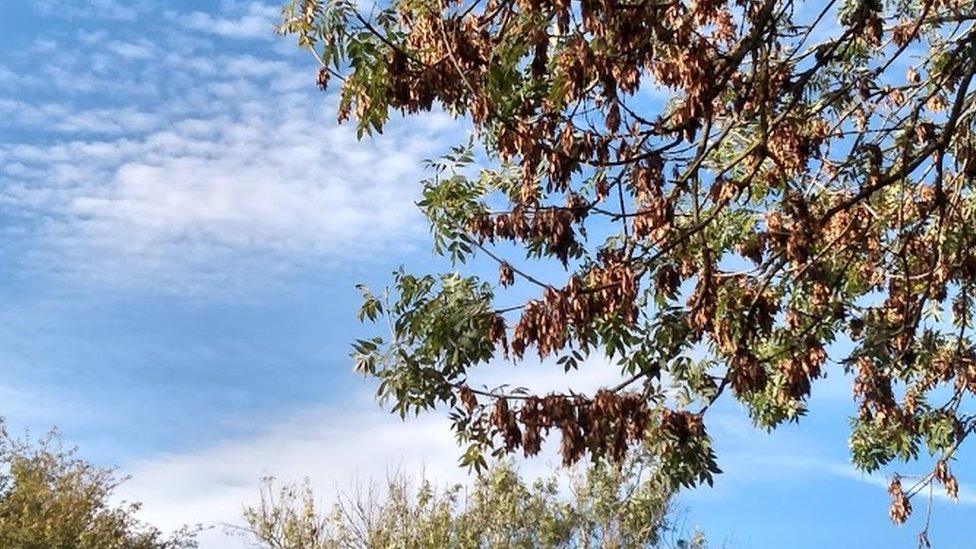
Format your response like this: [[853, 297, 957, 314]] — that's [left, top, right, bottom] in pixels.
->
[[114, 355, 632, 548], [105, 39, 156, 60], [0, 65, 32, 89], [1, 102, 453, 293], [181, 3, 280, 40], [31, 0, 151, 21], [116, 395, 481, 548], [0, 99, 163, 135], [1, 2, 462, 295]]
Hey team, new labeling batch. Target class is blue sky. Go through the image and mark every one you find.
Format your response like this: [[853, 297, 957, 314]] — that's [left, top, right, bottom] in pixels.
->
[[0, 1, 973, 547]]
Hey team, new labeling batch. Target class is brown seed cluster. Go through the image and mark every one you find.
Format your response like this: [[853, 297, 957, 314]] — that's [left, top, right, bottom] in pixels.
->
[[888, 476, 911, 525], [511, 259, 637, 359], [483, 389, 655, 466], [776, 340, 827, 401], [469, 206, 581, 265], [764, 117, 830, 180], [631, 155, 674, 243], [852, 356, 897, 422], [935, 459, 959, 501]]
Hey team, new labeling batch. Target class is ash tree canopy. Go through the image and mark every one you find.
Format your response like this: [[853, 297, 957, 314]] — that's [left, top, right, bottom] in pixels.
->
[[281, 0, 976, 527]]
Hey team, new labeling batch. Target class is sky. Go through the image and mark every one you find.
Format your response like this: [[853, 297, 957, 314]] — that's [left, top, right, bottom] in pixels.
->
[[0, 1, 973, 547]]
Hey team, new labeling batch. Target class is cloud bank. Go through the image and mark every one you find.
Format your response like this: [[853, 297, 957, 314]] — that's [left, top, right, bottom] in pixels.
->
[[2, 1, 459, 295]]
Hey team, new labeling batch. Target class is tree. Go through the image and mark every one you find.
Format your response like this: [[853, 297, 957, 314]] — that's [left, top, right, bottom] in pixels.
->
[[238, 454, 704, 548], [280, 0, 976, 527], [0, 422, 197, 549]]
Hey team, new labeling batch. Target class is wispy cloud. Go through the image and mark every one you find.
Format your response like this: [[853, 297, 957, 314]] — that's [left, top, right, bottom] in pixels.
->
[[180, 3, 281, 40], [117, 396, 465, 548], [104, 39, 157, 60], [0, 99, 163, 135], [1, 1, 460, 295], [30, 0, 152, 21], [20, 103, 450, 292], [115, 355, 630, 548], [690, 412, 976, 507]]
